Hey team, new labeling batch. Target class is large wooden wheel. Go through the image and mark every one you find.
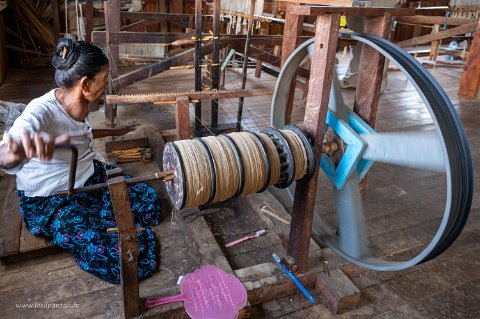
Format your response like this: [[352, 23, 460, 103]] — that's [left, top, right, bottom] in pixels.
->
[[271, 33, 473, 271]]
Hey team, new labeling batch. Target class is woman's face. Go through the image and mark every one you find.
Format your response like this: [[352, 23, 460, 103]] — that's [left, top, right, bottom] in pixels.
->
[[84, 64, 109, 102]]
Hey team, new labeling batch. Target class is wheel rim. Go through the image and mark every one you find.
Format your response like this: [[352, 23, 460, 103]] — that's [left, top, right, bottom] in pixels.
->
[[271, 32, 473, 271]]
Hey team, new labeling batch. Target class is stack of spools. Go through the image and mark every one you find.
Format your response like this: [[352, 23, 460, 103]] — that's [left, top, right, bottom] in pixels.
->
[[163, 125, 315, 210]]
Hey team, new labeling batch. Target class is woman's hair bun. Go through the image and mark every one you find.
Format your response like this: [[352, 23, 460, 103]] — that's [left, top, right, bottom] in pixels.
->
[[51, 38, 80, 70]]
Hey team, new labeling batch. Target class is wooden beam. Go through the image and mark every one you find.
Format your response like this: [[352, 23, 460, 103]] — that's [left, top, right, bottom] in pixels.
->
[[397, 22, 479, 48], [278, 0, 353, 6], [107, 175, 141, 319], [91, 31, 189, 44], [211, 0, 220, 128], [112, 43, 213, 89], [194, 0, 203, 134], [104, 0, 120, 126], [176, 96, 191, 140], [288, 14, 341, 272], [51, 0, 61, 41], [282, 2, 305, 125], [237, 0, 256, 131], [397, 15, 478, 27], [291, 5, 415, 17], [94, 10, 192, 24], [106, 89, 254, 104], [459, 22, 480, 99], [85, 0, 94, 42], [0, 5, 6, 84], [429, 24, 441, 61]]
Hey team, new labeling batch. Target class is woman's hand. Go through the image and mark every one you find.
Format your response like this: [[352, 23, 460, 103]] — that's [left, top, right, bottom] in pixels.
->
[[0, 131, 70, 169], [114, 121, 139, 137]]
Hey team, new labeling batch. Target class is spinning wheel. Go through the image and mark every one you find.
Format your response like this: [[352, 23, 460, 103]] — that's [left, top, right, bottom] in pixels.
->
[[271, 32, 473, 271]]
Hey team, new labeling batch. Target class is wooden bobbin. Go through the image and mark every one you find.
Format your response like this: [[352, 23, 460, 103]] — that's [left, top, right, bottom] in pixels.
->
[[162, 142, 187, 210], [260, 127, 295, 189], [246, 131, 271, 193], [219, 134, 245, 197], [284, 125, 315, 181], [194, 138, 217, 206], [225, 132, 268, 195]]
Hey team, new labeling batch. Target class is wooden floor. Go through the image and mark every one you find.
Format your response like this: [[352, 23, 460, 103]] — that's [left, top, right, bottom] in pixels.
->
[[0, 53, 479, 319]]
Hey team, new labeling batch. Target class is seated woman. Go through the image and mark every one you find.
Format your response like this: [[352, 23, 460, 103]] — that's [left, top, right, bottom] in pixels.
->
[[1, 38, 162, 284]]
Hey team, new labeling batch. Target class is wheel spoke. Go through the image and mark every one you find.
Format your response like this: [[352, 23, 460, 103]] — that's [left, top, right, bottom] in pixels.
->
[[336, 172, 370, 258], [361, 130, 446, 172]]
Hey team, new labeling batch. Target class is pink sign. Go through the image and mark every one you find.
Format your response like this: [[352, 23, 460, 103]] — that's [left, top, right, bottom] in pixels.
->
[[145, 265, 248, 319]]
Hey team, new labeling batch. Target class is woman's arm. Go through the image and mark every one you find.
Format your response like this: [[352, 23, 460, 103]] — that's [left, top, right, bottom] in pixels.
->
[[0, 131, 70, 169], [92, 122, 138, 139]]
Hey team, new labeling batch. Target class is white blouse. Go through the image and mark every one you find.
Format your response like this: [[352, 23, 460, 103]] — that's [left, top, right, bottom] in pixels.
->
[[2, 89, 97, 197]]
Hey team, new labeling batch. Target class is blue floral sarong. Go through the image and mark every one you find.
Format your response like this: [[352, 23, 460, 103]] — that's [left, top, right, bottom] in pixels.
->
[[17, 160, 161, 284]]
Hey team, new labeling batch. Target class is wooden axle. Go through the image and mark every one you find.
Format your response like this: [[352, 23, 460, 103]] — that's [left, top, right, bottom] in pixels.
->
[[106, 89, 254, 104]]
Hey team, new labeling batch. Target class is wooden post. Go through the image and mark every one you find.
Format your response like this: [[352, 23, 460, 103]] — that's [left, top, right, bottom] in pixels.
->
[[255, 29, 268, 78], [85, 0, 94, 42], [51, 0, 61, 41], [353, 14, 391, 128], [281, 3, 305, 125], [211, 0, 221, 130], [104, 0, 120, 127], [194, 0, 203, 135], [429, 24, 441, 61], [237, 0, 256, 132], [176, 96, 192, 140], [288, 14, 341, 272], [353, 14, 391, 196], [107, 173, 141, 319], [458, 21, 480, 99], [0, 2, 7, 84]]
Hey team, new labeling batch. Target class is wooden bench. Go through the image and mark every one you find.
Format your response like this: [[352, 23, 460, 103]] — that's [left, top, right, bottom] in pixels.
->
[[0, 176, 57, 264]]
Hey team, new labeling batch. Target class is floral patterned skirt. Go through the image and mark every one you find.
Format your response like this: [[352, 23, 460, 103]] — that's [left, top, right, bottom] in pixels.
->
[[17, 160, 161, 284]]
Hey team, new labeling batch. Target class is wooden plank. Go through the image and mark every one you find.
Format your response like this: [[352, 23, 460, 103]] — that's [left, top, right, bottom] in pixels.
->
[[288, 14, 341, 272], [19, 221, 52, 253], [105, 137, 149, 153], [458, 21, 480, 99], [176, 96, 191, 140], [397, 22, 479, 48], [353, 14, 392, 128], [278, 0, 352, 6], [91, 32, 189, 45], [282, 2, 305, 125], [290, 6, 415, 17], [106, 89, 253, 104], [0, 177, 21, 257], [112, 43, 213, 89], [315, 269, 361, 314], [107, 175, 141, 319], [397, 15, 479, 27], [93, 11, 193, 24]]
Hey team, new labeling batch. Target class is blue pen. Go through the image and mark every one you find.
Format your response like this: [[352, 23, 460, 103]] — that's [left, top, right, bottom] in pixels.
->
[[272, 253, 316, 303]]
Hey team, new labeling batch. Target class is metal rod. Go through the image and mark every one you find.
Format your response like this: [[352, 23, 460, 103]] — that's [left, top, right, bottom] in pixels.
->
[[237, 0, 256, 131], [56, 171, 174, 196], [55, 144, 78, 196], [194, 0, 203, 135]]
